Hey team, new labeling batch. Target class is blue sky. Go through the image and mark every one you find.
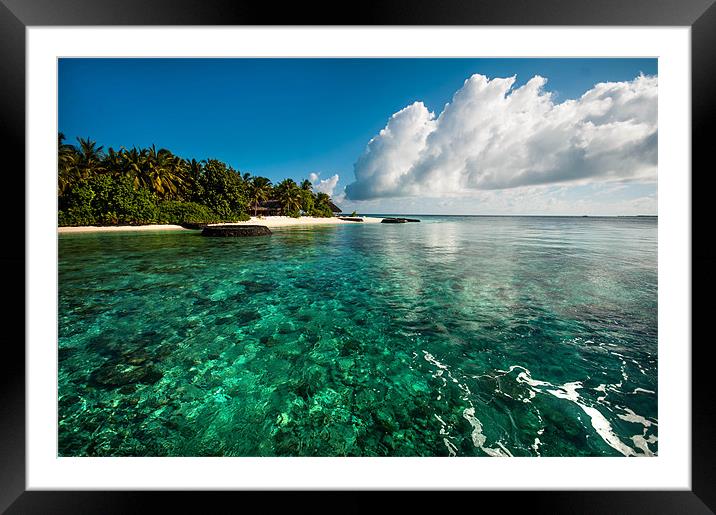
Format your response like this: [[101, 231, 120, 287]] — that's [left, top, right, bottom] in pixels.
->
[[59, 58, 658, 215]]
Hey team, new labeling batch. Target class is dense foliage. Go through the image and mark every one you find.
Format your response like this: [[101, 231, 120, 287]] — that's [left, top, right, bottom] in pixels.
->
[[57, 135, 340, 226]]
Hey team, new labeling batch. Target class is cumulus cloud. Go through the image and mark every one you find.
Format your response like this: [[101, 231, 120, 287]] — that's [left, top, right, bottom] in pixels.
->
[[309, 172, 340, 196], [345, 73, 657, 200]]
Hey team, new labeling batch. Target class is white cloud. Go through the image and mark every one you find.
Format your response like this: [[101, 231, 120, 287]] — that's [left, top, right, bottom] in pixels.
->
[[344, 74, 657, 201], [309, 172, 340, 197]]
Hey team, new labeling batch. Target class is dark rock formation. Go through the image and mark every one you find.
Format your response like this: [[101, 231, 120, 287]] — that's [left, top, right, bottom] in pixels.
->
[[201, 225, 272, 237], [338, 217, 364, 222], [380, 217, 421, 223], [180, 222, 209, 230]]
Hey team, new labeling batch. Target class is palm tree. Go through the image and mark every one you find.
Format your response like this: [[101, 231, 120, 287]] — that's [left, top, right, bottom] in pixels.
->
[[276, 179, 302, 216], [186, 158, 203, 178], [298, 179, 314, 214], [180, 158, 203, 199], [314, 192, 334, 217], [120, 147, 145, 190], [315, 192, 331, 206], [104, 147, 124, 176], [76, 137, 105, 178], [136, 145, 188, 199], [249, 176, 272, 216]]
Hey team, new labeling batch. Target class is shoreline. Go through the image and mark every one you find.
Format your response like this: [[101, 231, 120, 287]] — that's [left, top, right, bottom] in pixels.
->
[[212, 216, 383, 228], [58, 216, 384, 234], [58, 224, 190, 234]]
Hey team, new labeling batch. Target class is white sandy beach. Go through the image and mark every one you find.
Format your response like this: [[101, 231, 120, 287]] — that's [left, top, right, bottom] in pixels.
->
[[58, 216, 383, 233], [58, 224, 190, 234]]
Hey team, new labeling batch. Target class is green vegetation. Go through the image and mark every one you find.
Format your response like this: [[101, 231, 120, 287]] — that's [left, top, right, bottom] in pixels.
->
[[57, 134, 339, 226], [248, 176, 272, 217]]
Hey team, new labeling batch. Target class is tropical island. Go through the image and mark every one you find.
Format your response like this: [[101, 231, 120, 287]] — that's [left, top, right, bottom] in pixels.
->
[[57, 134, 360, 231]]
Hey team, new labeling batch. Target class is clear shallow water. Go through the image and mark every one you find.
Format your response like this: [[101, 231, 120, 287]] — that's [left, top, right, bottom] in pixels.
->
[[58, 216, 657, 457]]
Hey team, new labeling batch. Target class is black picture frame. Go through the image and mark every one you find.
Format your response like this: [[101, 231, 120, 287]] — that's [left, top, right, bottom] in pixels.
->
[[2, 1, 714, 513]]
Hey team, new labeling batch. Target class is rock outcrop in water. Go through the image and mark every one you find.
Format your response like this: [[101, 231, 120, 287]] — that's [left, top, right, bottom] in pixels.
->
[[201, 225, 272, 237], [180, 222, 209, 230], [380, 217, 421, 224]]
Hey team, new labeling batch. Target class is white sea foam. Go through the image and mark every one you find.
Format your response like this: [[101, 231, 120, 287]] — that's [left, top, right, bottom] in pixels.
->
[[462, 407, 512, 457], [514, 368, 552, 388], [496, 441, 513, 457], [425, 350, 511, 456], [423, 351, 448, 370], [546, 381, 636, 456], [581, 405, 636, 456], [498, 365, 644, 457], [547, 381, 582, 402], [531, 437, 542, 455], [594, 384, 608, 403], [444, 438, 458, 457], [631, 434, 657, 456], [430, 355, 646, 458], [617, 407, 656, 427]]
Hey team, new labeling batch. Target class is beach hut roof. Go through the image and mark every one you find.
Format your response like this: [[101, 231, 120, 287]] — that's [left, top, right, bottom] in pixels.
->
[[328, 201, 341, 213]]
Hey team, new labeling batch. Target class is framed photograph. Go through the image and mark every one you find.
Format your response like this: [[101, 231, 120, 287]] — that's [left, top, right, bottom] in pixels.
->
[[4, 0, 714, 512]]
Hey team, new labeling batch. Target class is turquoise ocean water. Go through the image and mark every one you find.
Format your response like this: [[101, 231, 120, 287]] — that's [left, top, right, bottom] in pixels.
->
[[58, 216, 658, 457]]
